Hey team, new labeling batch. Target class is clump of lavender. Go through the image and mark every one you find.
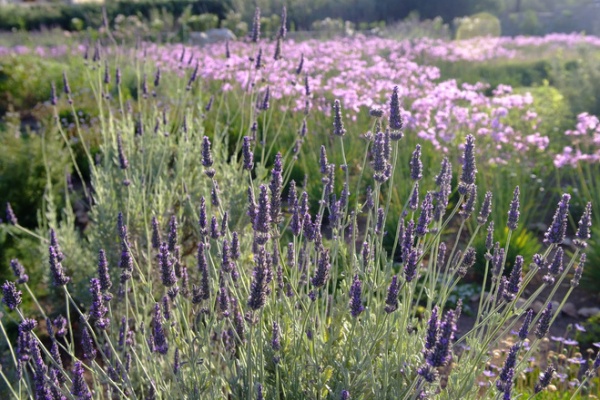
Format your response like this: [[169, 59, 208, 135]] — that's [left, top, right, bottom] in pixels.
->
[[574, 202, 592, 248], [384, 275, 400, 313], [389, 86, 404, 132]]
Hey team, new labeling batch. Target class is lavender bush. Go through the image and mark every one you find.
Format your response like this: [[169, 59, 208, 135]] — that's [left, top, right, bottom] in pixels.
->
[[1, 14, 599, 399]]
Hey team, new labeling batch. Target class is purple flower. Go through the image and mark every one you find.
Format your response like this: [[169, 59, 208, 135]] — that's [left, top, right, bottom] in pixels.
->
[[415, 192, 434, 237], [10, 259, 28, 284], [408, 183, 419, 211], [197, 243, 210, 301], [340, 390, 350, 400], [186, 63, 199, 90], [269, 153, 283, 223], [296, 53, 304, 75], [248, 246, 270, 311], [349, 274, 364, 318], [50, 82, 57, 106], [243, 137, 254, 171], [384, 276, 400, 313], [458, 135, 477, 195], [117, 133, 128, 170], [389, 86, 404, 132], [409, 144, 422, 181], [251, 6, 261, 42], [534, 366, 555, 393], [97, 249, 112, 293], [254, 47, 263, 70], [5, 202, 17, 225], [518, 309, 534, 340], [507, 186, 520, 231], [254, 185, 271, 241], [574, 202, 592, 248], [459, 184, 477, 219], [81, 325, 96, 361], [202, 136, 214, 168], [152, 303, 169, 354], [199, 197, 208, 236], [2, 281, 22, 311], [544, 194, 570, 244], [272, 321, 281, 351], [458, 247, 476, 278], [49, 245, 70, 286], [168, 215, 178, 252], [404, 248, 419, 282], [426, 309, 456, 367], [71, 361, 92, 400], [332, 100, 346, 136], [478, 191, 493, 225], [535, 303, 553, 339], [53, 315, 67, 338], [279, 6, 287, 38], [485, 222, 494, 251], [151, 216, 161, 249], [424, 306, 439, 351], [571, 253, 586, 288], [158, 242, 177, 287], [311, 248, 331, 288], [319, 146, 329, 175], [505, 255, 523, 300], [89, 278, 109, 329]]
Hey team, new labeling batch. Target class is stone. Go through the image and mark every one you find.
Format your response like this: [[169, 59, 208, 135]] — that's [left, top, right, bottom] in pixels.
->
[[578, 307, 600, 318], [532, 300, 544, 314], [561, 302, 577, 318], [205, 29, 236, 43]]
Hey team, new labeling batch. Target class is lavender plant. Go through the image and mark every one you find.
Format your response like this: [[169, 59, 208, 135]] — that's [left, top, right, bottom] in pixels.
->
[[1, 18, 598, 400]]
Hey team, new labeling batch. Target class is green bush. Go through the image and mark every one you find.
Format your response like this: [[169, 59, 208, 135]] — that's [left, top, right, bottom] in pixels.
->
[[455, 12, 501, 40], [187, 13, 219, 32], [577, 313, 600, 351]]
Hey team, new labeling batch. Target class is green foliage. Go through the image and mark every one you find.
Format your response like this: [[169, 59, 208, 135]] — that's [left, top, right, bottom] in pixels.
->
[[577, 313, 600, 351], [455, 12, 501, 40], [187, 13, 220, 32], [220, 11, 248, 37]]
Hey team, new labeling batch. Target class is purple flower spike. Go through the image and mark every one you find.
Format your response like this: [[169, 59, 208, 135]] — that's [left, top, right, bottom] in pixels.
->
[[518, 309, 534, 341], [152, 303, 169, 354], [272, 321, 281, 351], [424, 306, 439, 351], [384, 275, 400, 313], [71, 361, 92, 400], [544, 194, 570, 245], [269, 153, 283, 223], [340, 390, 350, 400], [458, 135, 477, 195], [2, 281, 22, 310], [535, 366, 555, 393], [574, 202, 592, 248], [535, 303, 553, 339], [197, 243, 210, 301], [311, 249, 330, 288], [117, 133, 128, 170], [10, 259, 28, 284], [409, 144, 422, 181], [168, 215, 178, 252], [248, 246, 269, 311], [349, 274, 365, 318], [507, 186, 520, 231], [97, 249, 112, 293], [404, 248, 419, 282], [426, 309, 456, 367], [478, 191, 493, 225], [505, 255, 523, 300], [243, 136, 254, 171], [89, 278, 109, 329], [202, 136, 214, 168], [5, 202, 17, 225], [571, 253, 586, 288], [389, 86, 404, 132], [332, 100, 346, 137], [81, 326, 96, 361], [415, 192, 434, 237], [49, 245, 70, 286], [159, 242, 177, 287], [251, 6, 261, 42]]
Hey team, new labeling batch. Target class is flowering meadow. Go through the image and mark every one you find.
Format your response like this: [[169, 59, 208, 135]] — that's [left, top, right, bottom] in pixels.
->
[[1, 10, 600, 399]]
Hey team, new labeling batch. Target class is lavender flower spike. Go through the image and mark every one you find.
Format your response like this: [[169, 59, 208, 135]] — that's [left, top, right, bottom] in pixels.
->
[[574, 202, 592, 248], [384, 275, 400, 313], [71, 361, 92, 400], [507, 186, 520, 231], [2, 281, 22, 310], [518, 309, 534, 341], [409, 144, 423, 181], [243, 136, 254, 171], [458, 135, 477, 195], [477, 191, 493, 225], [332, 100, 346, 136], [202, 136, 214, 168], [535, 303, 553, 339], [544, 193, 570, 244], [97, 249, 112, 292], [389, 86, 404, 132], [159, 242, 177, 287], [49, 245, 70, 286], [251, 6, 261, 42], [349, 274, 365, 318], [535, 366, 555, 394], [10, 259, 28, 284], [5, 202, 17, 225]]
